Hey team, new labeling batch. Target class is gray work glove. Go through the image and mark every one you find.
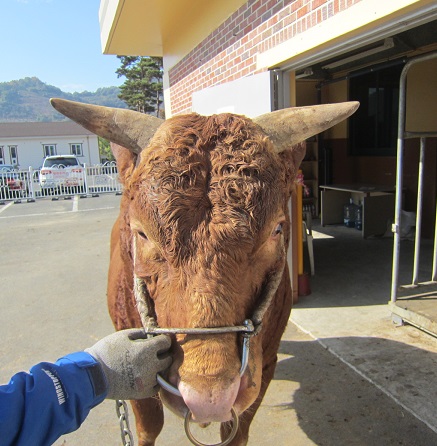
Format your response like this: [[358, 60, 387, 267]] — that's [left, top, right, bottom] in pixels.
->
[[85, 329, 172, 400]]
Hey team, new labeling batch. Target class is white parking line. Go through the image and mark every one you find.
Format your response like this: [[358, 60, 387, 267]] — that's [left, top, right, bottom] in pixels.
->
[[72, 195, 79, 212], [0, 206, 116, 219], [0, 201, 14, 214]]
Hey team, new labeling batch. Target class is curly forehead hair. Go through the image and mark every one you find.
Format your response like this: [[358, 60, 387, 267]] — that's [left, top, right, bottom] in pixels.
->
[[129, 113, 293, 261]]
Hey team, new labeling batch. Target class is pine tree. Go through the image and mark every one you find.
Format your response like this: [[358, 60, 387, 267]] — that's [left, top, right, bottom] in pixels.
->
[[116, 56, 164, 117]]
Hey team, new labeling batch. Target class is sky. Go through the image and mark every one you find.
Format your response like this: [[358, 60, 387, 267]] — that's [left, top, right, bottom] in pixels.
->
[[0, 0, 124, 92]]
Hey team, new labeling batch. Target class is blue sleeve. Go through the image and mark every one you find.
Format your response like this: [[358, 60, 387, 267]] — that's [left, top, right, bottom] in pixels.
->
[[0, 351, 108, 446]]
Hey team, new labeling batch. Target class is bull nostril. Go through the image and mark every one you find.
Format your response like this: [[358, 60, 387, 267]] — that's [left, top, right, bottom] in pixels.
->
[[177, 377, 241, 425]]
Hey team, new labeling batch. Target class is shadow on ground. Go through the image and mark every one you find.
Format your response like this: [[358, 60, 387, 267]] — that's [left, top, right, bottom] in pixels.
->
[[272, 336, 437, 446]]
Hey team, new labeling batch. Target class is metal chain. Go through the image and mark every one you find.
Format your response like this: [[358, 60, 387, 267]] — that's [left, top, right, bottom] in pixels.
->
[[116, 400, 135, 446]]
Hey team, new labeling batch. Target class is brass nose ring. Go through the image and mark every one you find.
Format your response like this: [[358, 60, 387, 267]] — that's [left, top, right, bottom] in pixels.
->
[[184, 407, 239, 446]]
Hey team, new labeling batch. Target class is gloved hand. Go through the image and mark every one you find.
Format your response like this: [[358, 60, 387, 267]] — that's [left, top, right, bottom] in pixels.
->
[[85, 329, 172, 400]]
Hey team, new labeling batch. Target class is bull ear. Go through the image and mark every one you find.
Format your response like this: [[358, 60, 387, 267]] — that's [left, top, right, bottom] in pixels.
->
[[50, 98, 164, 155], [254, 102, 359, 155]]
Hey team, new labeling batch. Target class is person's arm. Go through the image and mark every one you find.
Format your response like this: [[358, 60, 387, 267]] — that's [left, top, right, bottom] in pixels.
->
[[0, 330, 171, 446], [0, 351, 106, 446]]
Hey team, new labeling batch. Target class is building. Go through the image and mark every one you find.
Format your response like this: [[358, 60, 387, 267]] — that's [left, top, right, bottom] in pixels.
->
[[0, 121, 100, 169], [99, 0, 437, 230], [98, 0, 437, 329]]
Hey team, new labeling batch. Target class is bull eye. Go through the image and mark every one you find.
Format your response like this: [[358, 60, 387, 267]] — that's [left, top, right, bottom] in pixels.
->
[[137, 231, 148, 241], [272, 222, 284, 237]]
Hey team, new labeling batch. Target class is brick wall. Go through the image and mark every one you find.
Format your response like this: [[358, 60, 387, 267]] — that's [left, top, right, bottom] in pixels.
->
[[169, 0, 362, 115]]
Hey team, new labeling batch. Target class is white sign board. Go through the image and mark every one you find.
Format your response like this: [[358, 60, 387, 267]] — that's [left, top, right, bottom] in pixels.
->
[[192, 71, 272, 118]]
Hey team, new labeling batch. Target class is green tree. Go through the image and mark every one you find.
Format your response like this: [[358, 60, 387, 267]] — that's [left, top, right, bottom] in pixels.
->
[[98, 137, 114, 162], [116, 56, 164, 117]]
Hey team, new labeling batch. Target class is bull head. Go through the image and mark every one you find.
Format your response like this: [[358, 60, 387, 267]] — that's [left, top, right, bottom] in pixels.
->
[[50, 98, 357, 434]]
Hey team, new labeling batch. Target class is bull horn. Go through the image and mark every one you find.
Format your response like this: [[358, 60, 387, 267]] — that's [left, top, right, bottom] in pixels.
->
[[50, 98, 164, 154], [254, 102, 359, 153]]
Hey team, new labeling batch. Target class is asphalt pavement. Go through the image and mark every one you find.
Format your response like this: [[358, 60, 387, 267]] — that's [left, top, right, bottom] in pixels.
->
[[1, 194, 436, 445]]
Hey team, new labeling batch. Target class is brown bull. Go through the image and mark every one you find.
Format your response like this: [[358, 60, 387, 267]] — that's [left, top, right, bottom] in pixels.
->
[[51, 98, 358, 446]]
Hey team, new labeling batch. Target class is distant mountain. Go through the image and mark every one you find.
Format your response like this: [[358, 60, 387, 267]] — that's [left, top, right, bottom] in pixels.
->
[[0, 77, 127, 122]]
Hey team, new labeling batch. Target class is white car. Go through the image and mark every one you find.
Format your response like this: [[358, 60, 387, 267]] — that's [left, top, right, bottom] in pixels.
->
[[39, 155, 86, 194]]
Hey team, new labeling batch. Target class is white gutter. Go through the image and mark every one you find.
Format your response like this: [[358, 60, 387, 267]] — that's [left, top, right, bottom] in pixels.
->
[[257, 0, 437, 72]]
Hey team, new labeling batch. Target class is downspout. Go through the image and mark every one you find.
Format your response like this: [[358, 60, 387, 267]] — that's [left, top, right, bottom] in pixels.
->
[[86, 136, 91, 164]]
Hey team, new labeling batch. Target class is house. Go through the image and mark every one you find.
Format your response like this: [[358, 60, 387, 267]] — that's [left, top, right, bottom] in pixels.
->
[[0, 121, 100, 169], [98, 0, 437, 330]]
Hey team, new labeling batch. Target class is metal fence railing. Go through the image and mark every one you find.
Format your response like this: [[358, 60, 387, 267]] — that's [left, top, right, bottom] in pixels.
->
[[390, 51, 437, 336], [390, 51, 437, 302], [0, 162, 122, 203]]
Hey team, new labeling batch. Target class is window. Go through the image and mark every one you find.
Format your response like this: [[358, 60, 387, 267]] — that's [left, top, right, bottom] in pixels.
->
[[9, 146, 18, 165], [43, 144, 57, 157], [349, 63, 404, 156], [42, 156, 80, 168], [0, 146, 3, 164], [70, 143, 83, 156]]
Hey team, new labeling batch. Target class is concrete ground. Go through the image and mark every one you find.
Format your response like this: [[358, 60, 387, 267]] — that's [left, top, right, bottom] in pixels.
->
[[292, 223, 437, 437], [1, 195, 437, 445]]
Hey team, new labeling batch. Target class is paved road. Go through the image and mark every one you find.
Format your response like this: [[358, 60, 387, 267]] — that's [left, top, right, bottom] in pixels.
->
[[1, 194, 436, 445]]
